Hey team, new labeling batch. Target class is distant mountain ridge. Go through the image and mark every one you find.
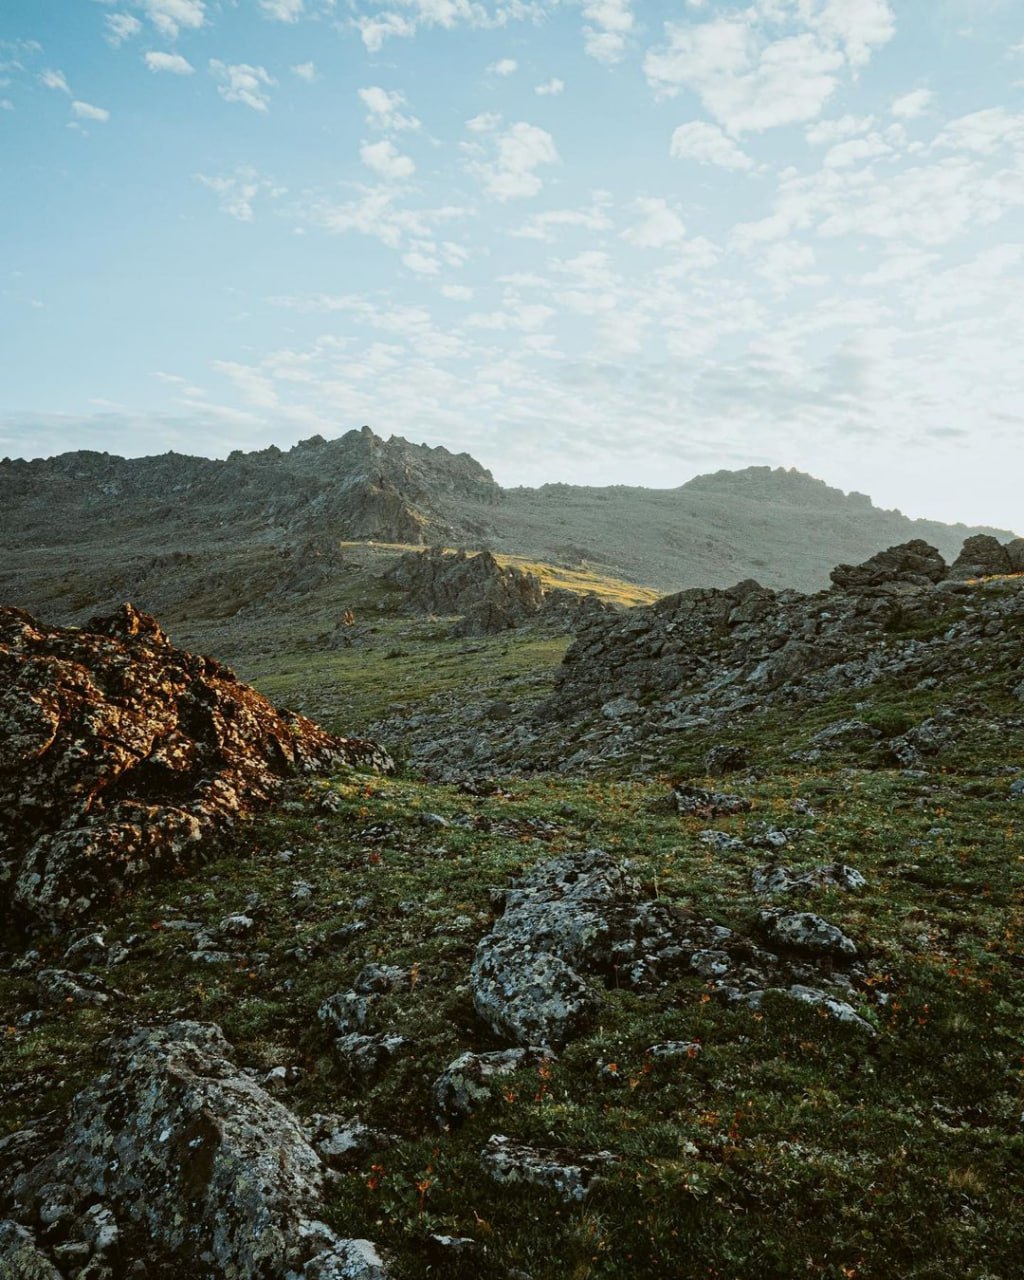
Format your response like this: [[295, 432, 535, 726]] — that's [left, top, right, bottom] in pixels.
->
[[1, 427, 1016, 597]]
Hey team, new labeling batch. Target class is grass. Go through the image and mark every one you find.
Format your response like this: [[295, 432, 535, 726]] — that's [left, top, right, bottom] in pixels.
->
[[4, 701, 1024, 1276]]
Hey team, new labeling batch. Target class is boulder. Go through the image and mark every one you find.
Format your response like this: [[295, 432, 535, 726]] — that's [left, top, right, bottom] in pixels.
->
[[950, 535, 1014, 580], [0, 1220, 63, 1279], [470, 850, 691, 1046], [758, 910, 858, 960], [433, 1048, 555, 1124], [751, 863, 866, 896], [672, 786, 752, 818], [5, 1021, 387, 1278], [830, 540, 947, 593], [0, 604, 393, 926], [480, 1135, 616, 1202]]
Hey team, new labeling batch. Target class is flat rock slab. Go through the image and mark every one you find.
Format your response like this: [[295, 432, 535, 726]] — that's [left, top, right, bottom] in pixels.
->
[[481, 1135, 616, 1202]]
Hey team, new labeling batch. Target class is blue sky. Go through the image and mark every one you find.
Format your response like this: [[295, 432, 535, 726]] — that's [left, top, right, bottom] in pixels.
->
[[1, 0, 1022, 529]]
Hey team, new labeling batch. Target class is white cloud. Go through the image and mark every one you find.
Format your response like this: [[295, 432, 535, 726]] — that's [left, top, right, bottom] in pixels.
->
[[71, 100, 110, 122], [934, 107, 1024, 156], [441, 284, 474, 300], [813, 0, 895, 68], [105, 13, 143, 46], [403, 249, 440, 275], [621, 196, 687, 248], [488, 58, 518, 76], [466, 110, 502, 133], [805, 114, 874, 145], [511, 201, 614, 241], [300, 187, 469, 251], [909, 244, 1024, 322], [196, 167, 281, 221], [291, 62, 318, 83], [139, 0, 206, 40], [355, 12, 416, 52], [824, 131, 892, 168], [535, 78, 564, 95], [213, 360, 279, 408], [670, 120, 754, 170], [0, 99, 13, 111], [644, 3, 895, 134], [39, 69, 70, 94], [260, 0, 304, 20], [144, 51, 195, 74], [891, 88, 932, 119], [360, 139, 416, 179], [755, 240, 827, 292], [582, 0, 634, 65], [209, 61, 275, 112], [359, 86, 420, 132], [471, 120, 559, 200], [737, 147, 1024, 252]]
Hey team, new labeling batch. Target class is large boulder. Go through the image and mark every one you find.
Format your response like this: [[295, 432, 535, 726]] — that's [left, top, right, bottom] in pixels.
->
[[471, 850, 697, 1046], [830, 540, 947, 594], [0, 604, 393, 926], [950, 535, 1015, 580], [4, 1022, 387, 1279]]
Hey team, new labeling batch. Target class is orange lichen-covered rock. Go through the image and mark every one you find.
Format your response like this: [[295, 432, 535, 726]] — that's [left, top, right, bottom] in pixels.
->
[[0, 603, 392, 926]]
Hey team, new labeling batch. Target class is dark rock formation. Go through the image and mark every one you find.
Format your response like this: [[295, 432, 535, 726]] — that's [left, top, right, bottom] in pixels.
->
[[950, 534, 1024, 580], [0, 603, 392, 927], [830, 539, 948, 593], [382, 536, 1024, 780], [1, 1021, 388, 1278], [384, 547, 545, 635]]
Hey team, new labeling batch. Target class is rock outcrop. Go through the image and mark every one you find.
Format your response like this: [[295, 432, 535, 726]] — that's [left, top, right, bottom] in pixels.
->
[[0, 604, 392, 928], [829, 539, 948, 593], [950, 534, 1024, 580], [384, 547, 545, 635], [1, 1021, 388, 1278], [374, 535, 1024, 779]]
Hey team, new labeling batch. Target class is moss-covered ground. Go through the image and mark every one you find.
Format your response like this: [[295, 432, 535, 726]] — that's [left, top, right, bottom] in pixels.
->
[[4, 663, 1023, 1278]]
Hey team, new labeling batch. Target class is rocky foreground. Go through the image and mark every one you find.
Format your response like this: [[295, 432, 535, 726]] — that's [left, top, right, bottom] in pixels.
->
[[2, 535, 1023, 1278]]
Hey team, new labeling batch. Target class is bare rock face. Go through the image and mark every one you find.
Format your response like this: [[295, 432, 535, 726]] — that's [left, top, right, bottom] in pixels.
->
[[830, 540, 947, 594], [0, 604, 393, 927], [384, 547, 545, 635], [3, 1021, 387, 1279]]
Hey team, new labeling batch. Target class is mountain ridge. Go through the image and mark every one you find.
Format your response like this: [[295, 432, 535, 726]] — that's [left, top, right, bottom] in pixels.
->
[[2, 428, 1015, 598]]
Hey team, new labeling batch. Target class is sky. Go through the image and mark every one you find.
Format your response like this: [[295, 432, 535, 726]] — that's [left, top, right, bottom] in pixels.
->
[[1, 0, 1022, 530]]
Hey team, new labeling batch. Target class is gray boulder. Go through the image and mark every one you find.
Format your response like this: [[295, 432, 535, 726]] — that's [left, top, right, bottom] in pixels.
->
[[0, 1220, 63, 1279], [480, 1135, 615, 1202], [470, 850, 690, 1046], [759, 910, 858, 960], [6, 1021, 386, 1278], [433, 1047, 555, 1124]]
